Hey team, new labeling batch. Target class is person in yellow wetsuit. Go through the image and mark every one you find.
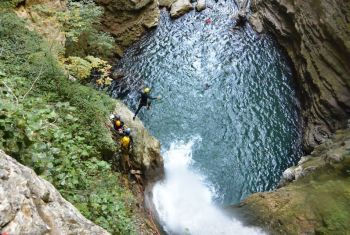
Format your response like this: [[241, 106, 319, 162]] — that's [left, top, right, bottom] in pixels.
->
[[120, 128, 133, 172]]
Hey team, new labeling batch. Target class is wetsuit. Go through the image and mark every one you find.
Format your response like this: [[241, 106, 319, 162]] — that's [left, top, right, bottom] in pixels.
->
[[133, 92, 157, 118], [113, 119, 124, 133]]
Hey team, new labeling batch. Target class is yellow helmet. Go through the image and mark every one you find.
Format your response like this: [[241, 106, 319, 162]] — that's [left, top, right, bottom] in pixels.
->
[[121, 136, 131, 148], [144, 87, 151, 93], [116, 120, 121, 127]]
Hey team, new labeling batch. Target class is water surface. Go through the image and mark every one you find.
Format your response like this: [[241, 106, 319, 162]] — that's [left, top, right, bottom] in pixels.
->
[[111, 1, 301, 233]]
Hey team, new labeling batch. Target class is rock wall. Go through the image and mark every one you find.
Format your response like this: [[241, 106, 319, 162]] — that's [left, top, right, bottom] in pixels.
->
[[236, 128, 350, 234], [0, 150, 109, 235], [238, 2, 350, 233], [249, 0, 350, 151], [95, 0, 160, 56]]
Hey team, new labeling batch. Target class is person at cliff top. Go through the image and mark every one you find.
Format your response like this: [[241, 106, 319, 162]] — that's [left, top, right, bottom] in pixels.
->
[[110, 114, 125, 134], [120, 128, 133, 172], [133, 87, 161, 120]]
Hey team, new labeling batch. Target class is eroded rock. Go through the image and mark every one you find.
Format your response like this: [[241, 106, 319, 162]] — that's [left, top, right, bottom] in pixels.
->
[[170, 0, 193, 18], [0, 150, 109, 235], [195, 0, 206, 12]]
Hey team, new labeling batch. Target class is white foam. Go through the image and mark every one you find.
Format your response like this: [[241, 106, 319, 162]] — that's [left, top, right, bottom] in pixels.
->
[[152, 138, 265, 235]]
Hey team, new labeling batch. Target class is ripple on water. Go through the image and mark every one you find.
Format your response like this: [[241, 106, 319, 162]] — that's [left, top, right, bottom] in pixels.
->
[[112, 0, 302, 206]]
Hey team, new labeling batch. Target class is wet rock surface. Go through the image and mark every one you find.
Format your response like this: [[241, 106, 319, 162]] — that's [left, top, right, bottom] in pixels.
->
[[249, 0, 350, 151], [0, 150, 109, 235]]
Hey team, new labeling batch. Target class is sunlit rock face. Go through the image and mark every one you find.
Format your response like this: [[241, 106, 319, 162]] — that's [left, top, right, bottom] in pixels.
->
[[0, 150, 109, 235]]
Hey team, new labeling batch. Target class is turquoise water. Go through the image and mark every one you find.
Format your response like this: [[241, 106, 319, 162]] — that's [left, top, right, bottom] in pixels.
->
[[112, 1, 301, 206]]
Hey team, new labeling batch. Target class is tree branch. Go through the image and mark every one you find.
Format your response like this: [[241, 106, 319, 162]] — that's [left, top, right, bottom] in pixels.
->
[[2, 81, 19, 105], [22, 63, 44, 100]]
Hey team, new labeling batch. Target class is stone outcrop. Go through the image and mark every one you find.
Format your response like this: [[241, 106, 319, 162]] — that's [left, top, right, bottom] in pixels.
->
[[195, 0, 206, 12], [170, 0, 193, 18], [0, 150, 109, 235], [236, 129, 350, 234], [95, 0, 160, 56], [159, 0, 176, 8], [196, 0, 207, 11], [114, 101, 164, 182], [249, 0, 350, 151]]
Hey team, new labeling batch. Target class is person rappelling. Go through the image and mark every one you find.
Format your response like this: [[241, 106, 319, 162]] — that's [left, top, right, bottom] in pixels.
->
[[133, 87, 161, 120], [120, 128, 133, 172]]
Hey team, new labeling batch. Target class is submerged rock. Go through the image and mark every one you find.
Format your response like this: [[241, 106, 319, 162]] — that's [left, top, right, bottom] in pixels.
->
[[170, 0, 193, 18], [195, 0, 206, 12], [0, 150, 109, 235], [249, 0, 350, 151], [114, 101, 164, 182]]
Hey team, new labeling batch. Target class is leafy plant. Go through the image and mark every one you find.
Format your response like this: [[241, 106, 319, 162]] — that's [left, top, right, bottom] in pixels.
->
[[0, 12, 135, 234], [56, 1, 115, 58]]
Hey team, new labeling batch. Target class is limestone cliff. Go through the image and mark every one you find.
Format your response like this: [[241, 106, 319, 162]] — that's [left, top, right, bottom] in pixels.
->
[[95, 0, 160, 56], [0, 150, 109, 235], [237, 128, 350, 234], [249, 0, 350, 151]]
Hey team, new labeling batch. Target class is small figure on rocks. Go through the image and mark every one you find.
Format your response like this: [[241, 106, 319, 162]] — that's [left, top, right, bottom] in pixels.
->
[[120, 128, 133, 172], [110, 114, 125, 135], [133, 87, 161, 120], [205, 18, 212, 24], [232, 11, 247, 30]]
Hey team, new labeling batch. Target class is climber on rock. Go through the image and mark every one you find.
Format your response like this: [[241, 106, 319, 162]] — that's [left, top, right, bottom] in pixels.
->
[[133, 87, 161, 120], [120, 128, 133, 172], [110, 114, 125, 134]]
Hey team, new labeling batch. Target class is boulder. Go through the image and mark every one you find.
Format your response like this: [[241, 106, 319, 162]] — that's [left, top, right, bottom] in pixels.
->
[[0, 150, 109, 235], [170, 0, 193, 18], [159, 0, 176, 8], [195, 0, 206, 12], [114, 101, 164, 182]]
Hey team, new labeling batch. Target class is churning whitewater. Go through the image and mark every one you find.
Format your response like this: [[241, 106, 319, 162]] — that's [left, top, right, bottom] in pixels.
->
[[152, 138, 264, 235]]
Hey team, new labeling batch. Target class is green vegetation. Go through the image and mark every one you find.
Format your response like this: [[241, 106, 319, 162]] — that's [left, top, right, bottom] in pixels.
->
[[0, 0, 23, 9], [0, 12, 135, 234], [56, 1, 114, 58]]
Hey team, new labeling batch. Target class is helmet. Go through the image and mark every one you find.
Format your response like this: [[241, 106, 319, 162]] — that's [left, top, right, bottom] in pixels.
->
[[124, 128, 131, 135], [121, 136, 131, 148], [144, 87, 151, 93], [116, 120, 122, 127], [115, 115, 120, 120]]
